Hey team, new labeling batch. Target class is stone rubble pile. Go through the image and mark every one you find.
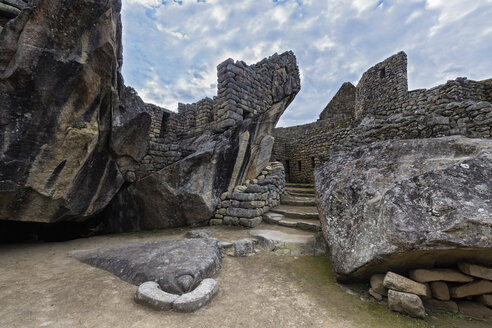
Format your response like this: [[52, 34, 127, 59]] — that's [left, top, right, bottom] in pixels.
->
[[369, 263, 492, 321], [211, 161, 285, 228]]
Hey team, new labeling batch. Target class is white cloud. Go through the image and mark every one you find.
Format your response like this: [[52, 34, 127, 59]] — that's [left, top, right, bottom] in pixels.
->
[[121, 0, 492, 126]]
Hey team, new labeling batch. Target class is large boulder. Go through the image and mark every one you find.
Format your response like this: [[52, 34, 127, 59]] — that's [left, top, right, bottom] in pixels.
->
[[314, 136, 492, 281], [0, 0, 150, 223]]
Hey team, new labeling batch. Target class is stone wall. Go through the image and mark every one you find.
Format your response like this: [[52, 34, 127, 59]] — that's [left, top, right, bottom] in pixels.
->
[[272, 51, 492, 183], [211, 162, 285, 228], [319, 82, 355, 122], [136, 51, 300, 179]]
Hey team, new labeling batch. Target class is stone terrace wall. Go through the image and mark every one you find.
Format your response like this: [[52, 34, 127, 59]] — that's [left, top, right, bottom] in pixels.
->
[[135, 51, 299, 179], [273, 51, 492, 183]]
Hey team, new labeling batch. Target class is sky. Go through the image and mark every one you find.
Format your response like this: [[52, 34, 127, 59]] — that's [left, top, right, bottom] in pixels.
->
[[121, 0, 492, 127]]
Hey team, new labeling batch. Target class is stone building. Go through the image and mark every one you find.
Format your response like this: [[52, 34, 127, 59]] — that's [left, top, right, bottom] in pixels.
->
[[272, 51, 492, 183]]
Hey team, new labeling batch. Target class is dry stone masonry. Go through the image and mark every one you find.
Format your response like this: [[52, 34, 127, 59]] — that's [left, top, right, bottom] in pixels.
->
[[212, 161, 285, 228], [370, 264, 492, 320], [272, 51, 492, 183], [134, 51, 300, 180]]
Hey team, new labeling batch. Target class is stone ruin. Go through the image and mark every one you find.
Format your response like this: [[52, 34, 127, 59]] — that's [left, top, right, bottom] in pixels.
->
[[272, 51, 492, 319], [272, 51, 492, 183], [1, 0, 491, 321], [0, 0, 300, 234]]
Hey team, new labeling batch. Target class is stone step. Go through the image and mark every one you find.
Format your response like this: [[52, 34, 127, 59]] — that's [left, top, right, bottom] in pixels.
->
[[285, 187, 315, 194], [281, 195, 316, 206], [263, 213, 320, 232], [248, 229, 326, 256], [270, 205, 319, 220], [287, 192, 316, 197], [285, 183, 314, 188]]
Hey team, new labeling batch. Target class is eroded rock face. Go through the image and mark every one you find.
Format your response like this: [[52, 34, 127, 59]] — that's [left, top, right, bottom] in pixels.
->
[[74, 238, 223, 295], [0, 0, 153, 225], [315, 136, 492, 281], [0, 0, 131, 222]]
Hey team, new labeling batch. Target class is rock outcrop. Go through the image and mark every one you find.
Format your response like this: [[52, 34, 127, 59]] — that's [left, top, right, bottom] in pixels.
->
[[0, 0, 149, 223], [74, 238, 223, 295], [0, 0, 300, 235], [315, 136, 492, 281]]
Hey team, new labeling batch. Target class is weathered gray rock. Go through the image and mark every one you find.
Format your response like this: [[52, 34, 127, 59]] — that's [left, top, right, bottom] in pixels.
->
[[409, 268, 473, 283], [370, 274, 388, 296], [387, 290, 426, 319], [4, 0, 27, 10], [173, 278, 219, 312], [369, 288, 383, 301], [430, 281, 450, 301], [0, 0, 132, 223], [74, 238, 222, 295], [315, 136, 492, 281], [457, 301, 492, 321], [450, 280, 492, 298], [232, 238, 257, 257], [135, 281, 178, 310], [249, 229, 326, 256], [383, 272, 429, 297], [422, 299, 458, 313], [111, 86, 151, 178], [458, 262, 492, 280], [479, 294, 492, 308]]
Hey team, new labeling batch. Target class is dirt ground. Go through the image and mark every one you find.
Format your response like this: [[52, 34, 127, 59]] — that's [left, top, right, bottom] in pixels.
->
[[0, 225, 489, 328]]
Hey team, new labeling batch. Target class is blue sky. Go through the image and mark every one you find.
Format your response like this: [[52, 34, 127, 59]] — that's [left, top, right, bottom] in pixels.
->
[[121, 0, 492, 127]]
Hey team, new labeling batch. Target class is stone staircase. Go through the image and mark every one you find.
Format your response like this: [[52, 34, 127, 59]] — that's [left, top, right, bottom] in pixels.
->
[[248, 183, 325, 256], [265, 183, 321, 232]]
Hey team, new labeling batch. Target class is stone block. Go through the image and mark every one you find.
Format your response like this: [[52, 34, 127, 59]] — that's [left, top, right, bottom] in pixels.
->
[[478, 294, 492, 308], [226, 207, 261, 218], [383, 272, 429, 297], [450, 280, 492, 298], [232, 238, 257, 257], [369, 288, 383, 301], [457, 301, 492, 321], [223, 216, 239, 226], [239, 217, 262, 228], [209, 219, 223, 226], [422, 299, 458, 313], [458, 262, 492, 280], [230, 193, 257, 201], [217, 118, 236, 129], [388, 290, 426, 319], [370, 274, 388, 296], [430, 281, 450, 301], [409, 268, 473, 283]]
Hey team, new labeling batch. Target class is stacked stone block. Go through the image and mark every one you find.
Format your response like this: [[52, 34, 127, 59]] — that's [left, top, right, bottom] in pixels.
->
[[211, 162, 285, 228], [369, 264, 492, 320], [214, 52, 300, 129], [195, 97, 214, 130], [136, 105, 182, 178], [136, 52, 299, 179]]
